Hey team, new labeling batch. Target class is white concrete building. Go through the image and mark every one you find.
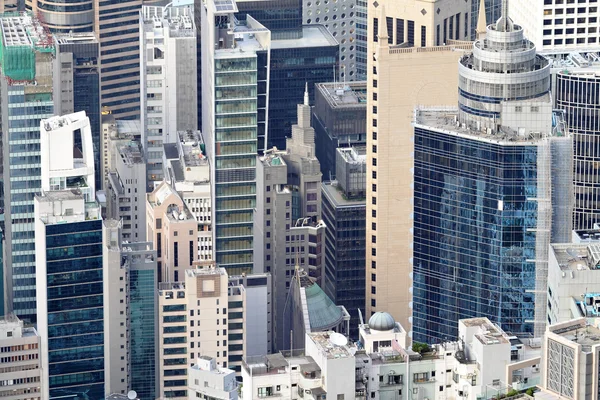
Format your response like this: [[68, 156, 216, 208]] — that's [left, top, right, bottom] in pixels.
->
[[163, 130, 212, 261], [243, 314, 541, 400], [538, 318, 600, 399], [0, 315, 42, 400], [140, 3, 198, 187], [40, 111, 95, 202], [188, 356, 239, 400], [509, 0, 600, 51], [547, 243, 600, 325]]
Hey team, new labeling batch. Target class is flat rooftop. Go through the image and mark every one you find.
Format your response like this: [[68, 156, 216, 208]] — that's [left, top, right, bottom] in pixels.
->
[[260, 152, 287, 167], [308, 331, 353, 359], [0, 12, 53, 49], [178, 130, 208, 168], [141, 5, 195, 37], [186, 265, 226, 278], [316, 82, 367, 109], [549, 318, 600, 349], [321, 181, 366, 207], [574, 229, 600, 242], [551, 243, 600, 271], [414, 107, 564, 145], [54, 32, 98, 45], [462, 317, 510, 345], [42, 112, 87, 132], [118, 142, 144, 165], [272, 25, 338, 50], [37, 189, 83, 203]]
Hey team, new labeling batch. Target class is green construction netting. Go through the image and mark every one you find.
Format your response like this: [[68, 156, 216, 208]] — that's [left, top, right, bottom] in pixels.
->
[[0, 43, 35, 81]]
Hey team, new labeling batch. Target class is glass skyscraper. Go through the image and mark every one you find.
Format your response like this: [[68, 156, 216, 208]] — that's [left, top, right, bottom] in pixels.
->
[[0, 13, 55, 320], [412, 7, 572, 342], [35, 191, 104, 400]]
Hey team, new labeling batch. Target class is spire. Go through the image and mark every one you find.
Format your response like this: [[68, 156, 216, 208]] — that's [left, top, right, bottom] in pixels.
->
[[495, 0, 514, 32], [304, 82, 309, 106], [476, 0, 487, 39], [377, 4, 388, 45]]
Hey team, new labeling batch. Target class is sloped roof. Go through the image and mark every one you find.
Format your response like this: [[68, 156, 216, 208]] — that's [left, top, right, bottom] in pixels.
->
[[304, 282, 344, 331]]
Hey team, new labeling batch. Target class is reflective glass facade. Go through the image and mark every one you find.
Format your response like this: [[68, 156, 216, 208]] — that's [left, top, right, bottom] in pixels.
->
[[321, 184, 365, 339], [235, 0, 303, 31], [3, 87, 54, 320], [470, 0, 501, 40], [214, 56, 260, 275], [268, 41, 337, 149], [130, 268, 157, 399], [45, 219, 105, 400], [413, 127, 538, 343]]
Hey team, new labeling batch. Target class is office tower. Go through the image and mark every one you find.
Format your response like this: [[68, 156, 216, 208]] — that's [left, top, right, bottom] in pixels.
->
[[163, 130, 213, 262], [34, 190, 104, 399], [313, 81, 366, 180], [103, 221, 158, 400], [287, 267, 350, 350], [321, 147, 366, 339], [365, 0, 472, 331], [547, 243, 600, 325], [53, 33, 102, 189], [302, 0, 357, 81], [235, 0, 303, 31], [200, 0, 271, 274], [101, 117, 142, 189], [509, 0, 600, 51], [412, 8, 573, 342], [470, 0, 501, 40], [140, 4, 198, 187], [0, 314, 42, 400], [94, 0, 142, 120], [0, 13, 54, 320], [539, 318, 600, 399], [268, 26, 337, 150], [26, 0, 94, 32], [105, 138, 147, 241], [555, 65, 600, 230], [188, 357, 239, 400], [255, 93, 325, 351], [157, 265, 269, 395], [146, 181, 198, 282]]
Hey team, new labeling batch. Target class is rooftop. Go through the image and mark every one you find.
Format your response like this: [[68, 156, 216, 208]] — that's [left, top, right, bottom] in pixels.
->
[[178, 130, 208, 168], [549, 318, 600, 350], [54, 32, 98, 45], [308, 331, 353, 359], [271, 25, 338, 49], [574, 228, 600, 242], [37, 188, 83, 203], [551, 243, 600, 271], [0, 12, 53, 49], [141, 4, 195, 37], [118, 142, 144, 165], [260, 150, 287, 167], [42, 112, 87, 132], [185, 265, 226, 278], [321, 181, 366, 207], [414, 107, 566, 145], [463, 318, 510, 345], [546, 50, 600, 72], [316, 82, 367, 109], [104, 118, 142, 140]]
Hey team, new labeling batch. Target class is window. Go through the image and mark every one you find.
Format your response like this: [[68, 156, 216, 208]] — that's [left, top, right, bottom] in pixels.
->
[[372, 145, 377, 153], [372, 197, 377, 205], [371, 248, 376, 256], [372, 184, 377, 192], [371, 273, 376, 281], [372, 158, 377, 166], [421, 25, 426, 47], [414, 372, 429, 383], [372, 210, 376, 218], [372, 119, 377, 127], [372, 235, 376, 244], [371, 286, 376, 294], [373, 79, 378, 88], [396, 18, 405, 44]]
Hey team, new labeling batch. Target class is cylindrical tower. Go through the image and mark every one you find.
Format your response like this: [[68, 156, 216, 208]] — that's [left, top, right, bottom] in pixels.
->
[[26, 0, 94, 33], [458, 13, 551, 130]]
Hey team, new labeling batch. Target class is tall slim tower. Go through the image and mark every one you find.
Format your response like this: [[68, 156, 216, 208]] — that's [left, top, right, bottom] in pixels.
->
[[365, 0, 471, 334], [412, 3, 573, 342], [0, 12, 55, 320], [200, 0, 271, 274]]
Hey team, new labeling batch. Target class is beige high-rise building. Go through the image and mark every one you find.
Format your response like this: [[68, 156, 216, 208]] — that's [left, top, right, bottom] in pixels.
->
[[365, 0, 472, 333]]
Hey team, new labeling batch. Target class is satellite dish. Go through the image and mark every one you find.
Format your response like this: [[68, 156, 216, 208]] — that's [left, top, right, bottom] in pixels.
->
[[127, 391, 137, 400], [329, 332, 348, 347], [567, 248, 581, 258]]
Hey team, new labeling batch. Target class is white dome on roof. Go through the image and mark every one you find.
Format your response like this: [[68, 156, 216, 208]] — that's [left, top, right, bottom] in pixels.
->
[[368, 311, 395, 331]]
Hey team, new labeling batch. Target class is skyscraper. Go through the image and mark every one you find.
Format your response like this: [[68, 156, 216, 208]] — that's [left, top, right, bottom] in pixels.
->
[[0, 13, 55, 319], [140, 3, 197, 187], [509, 0, 600, 51], [53, 33, 102, 189], [35, 190, 104, 399], [200, 0, 271, 274], [365, 0, 471, 332], [412, 6, 572, 342]]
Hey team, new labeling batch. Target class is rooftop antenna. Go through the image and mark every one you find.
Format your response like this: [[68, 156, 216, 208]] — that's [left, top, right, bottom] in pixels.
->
[[304, 82, 309, 106]]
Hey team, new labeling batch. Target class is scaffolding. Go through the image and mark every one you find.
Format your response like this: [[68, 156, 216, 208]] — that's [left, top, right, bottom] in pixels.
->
[[0, 12, 54, 82]]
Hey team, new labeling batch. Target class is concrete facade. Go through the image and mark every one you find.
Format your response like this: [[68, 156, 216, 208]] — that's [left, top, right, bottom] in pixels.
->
[[146, 181, 198, 283], [140, 3, 198, 187], [0, 315, 42, 400], [365, 0, 472, 334], [188, 356, 239, 400]]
